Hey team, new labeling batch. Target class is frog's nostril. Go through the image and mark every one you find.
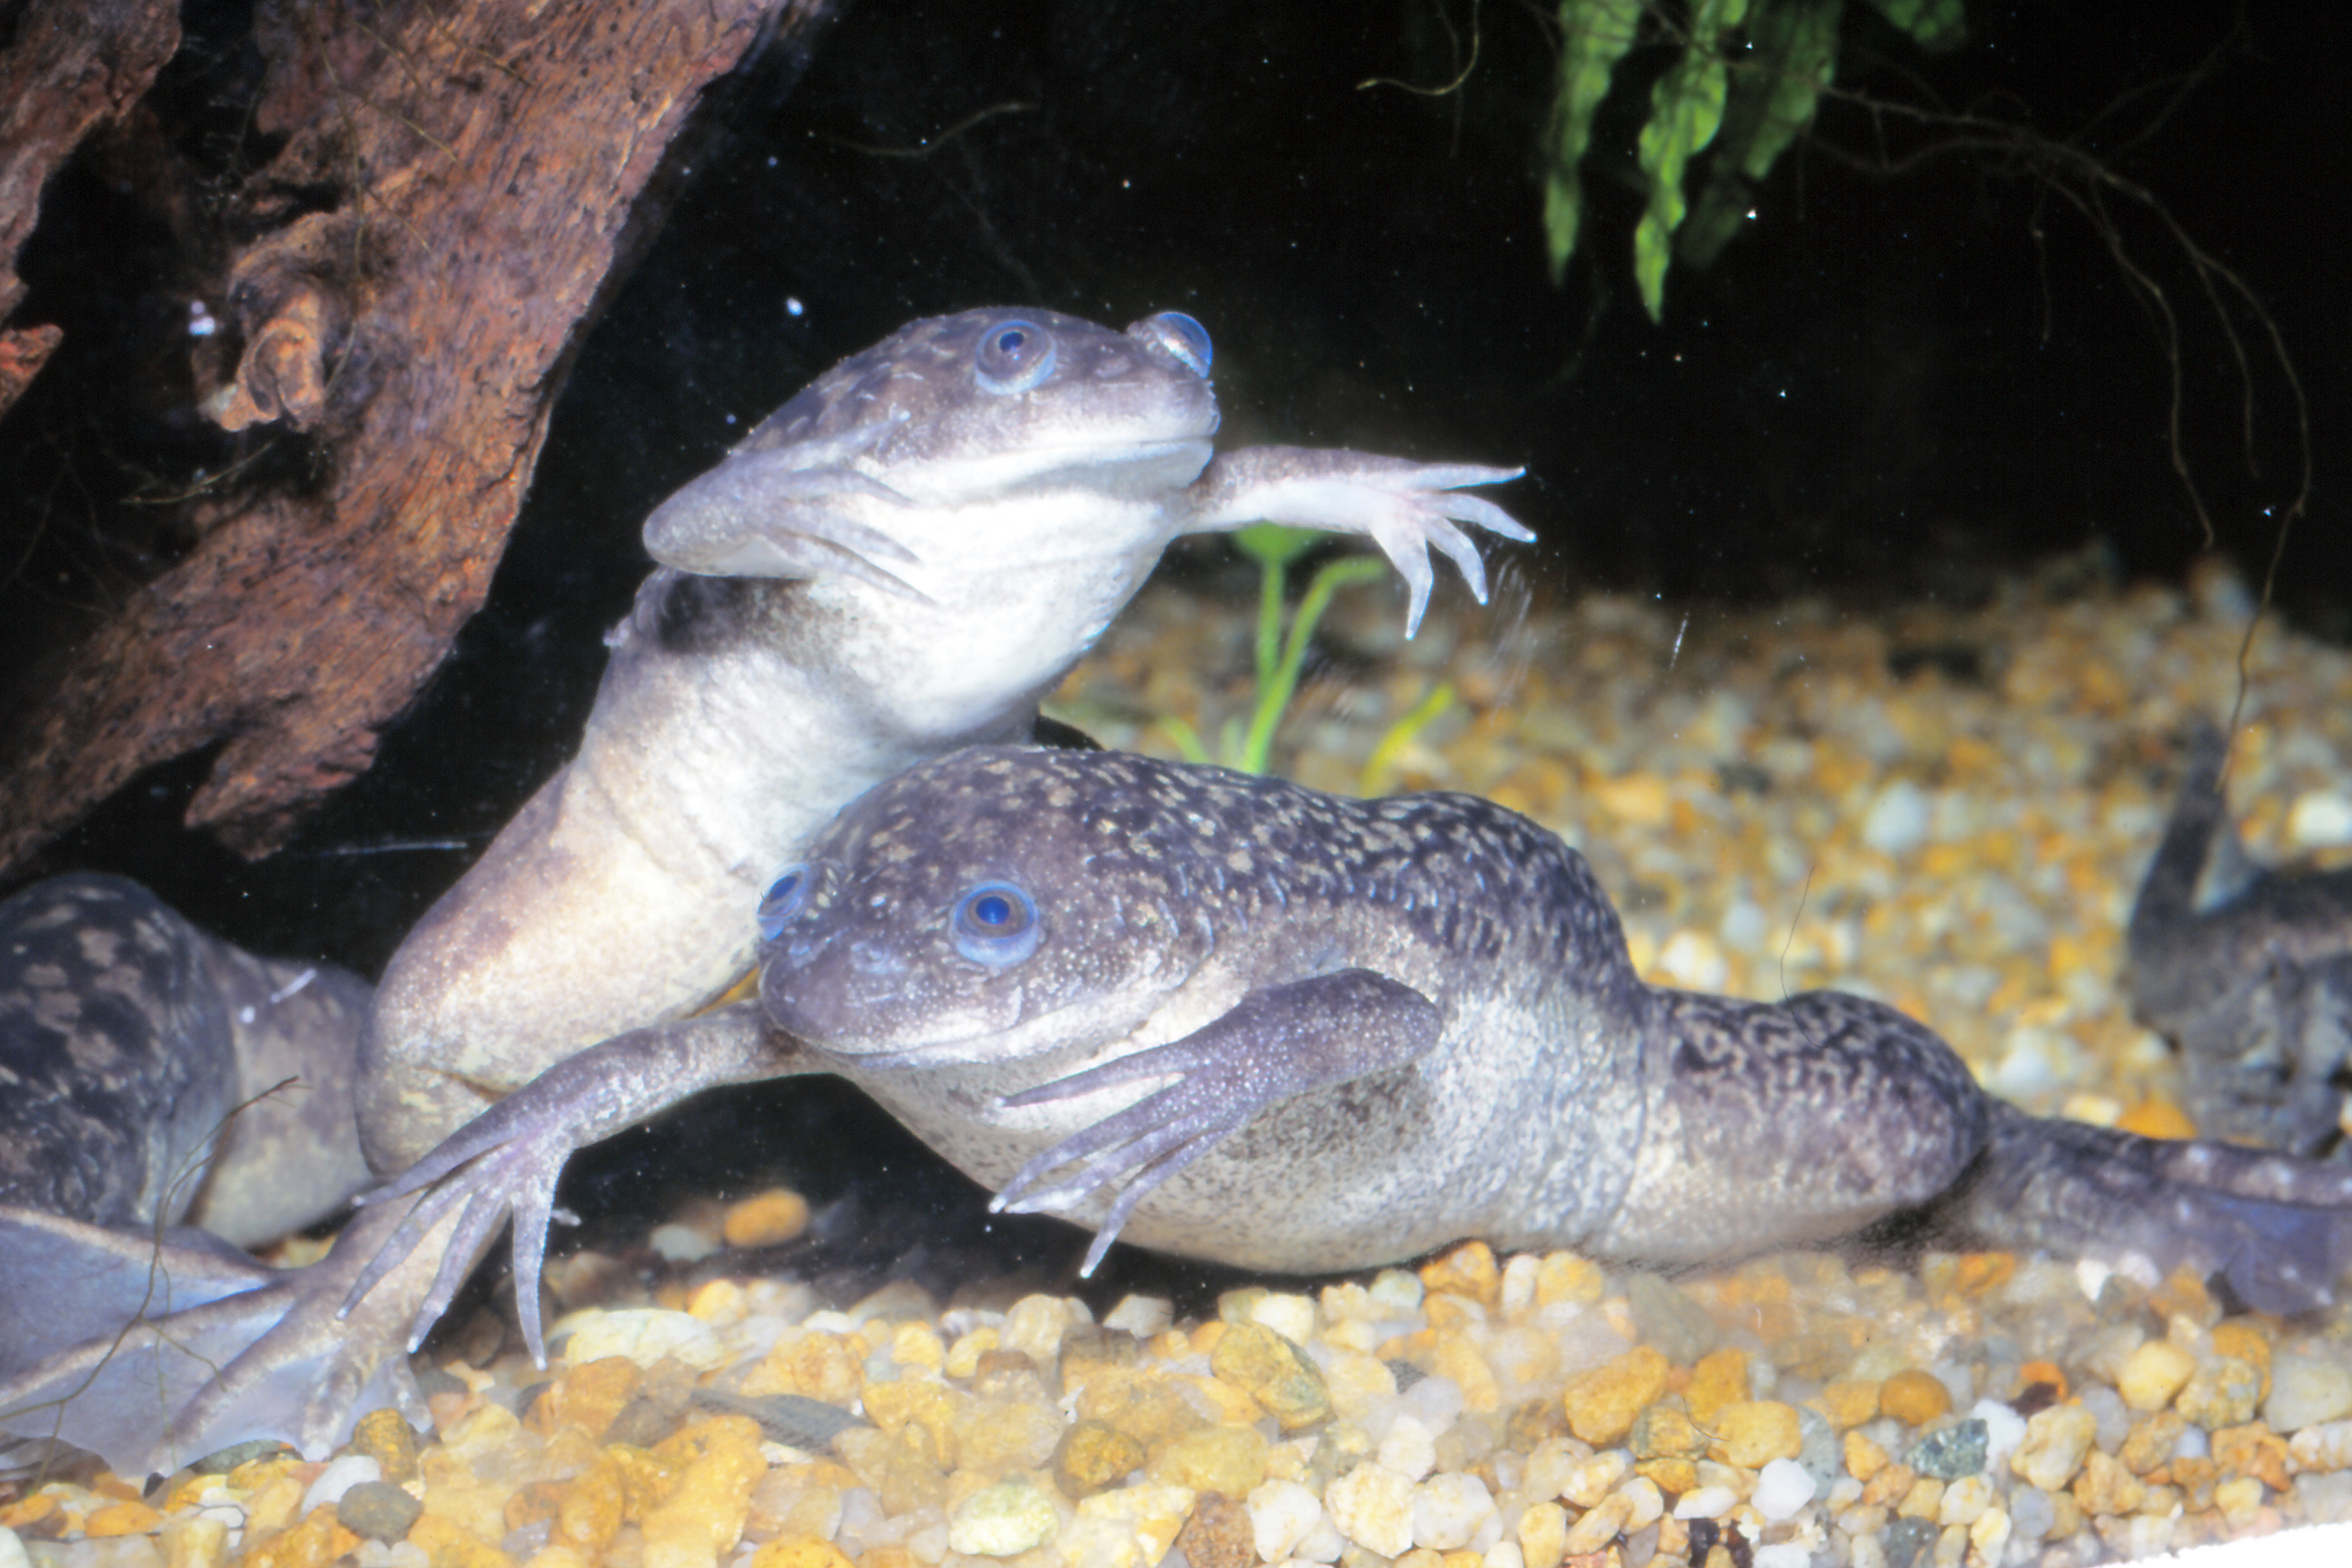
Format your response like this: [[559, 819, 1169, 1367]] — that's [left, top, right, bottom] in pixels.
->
[[849, 941, 904, 978]]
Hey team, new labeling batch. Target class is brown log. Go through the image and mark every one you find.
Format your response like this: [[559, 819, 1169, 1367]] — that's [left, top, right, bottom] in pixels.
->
[[0, 0, 823, 868], [0, 0, 180, 422]]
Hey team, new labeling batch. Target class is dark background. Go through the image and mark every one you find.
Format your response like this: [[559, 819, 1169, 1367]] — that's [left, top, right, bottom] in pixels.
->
[[4, 0, 2343, 1270]]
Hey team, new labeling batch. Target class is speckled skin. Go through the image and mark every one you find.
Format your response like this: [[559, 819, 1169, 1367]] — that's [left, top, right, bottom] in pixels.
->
[[0, 874, 373, 1246], [363, 748, 2352, 1379], [2127, 722, 2352, 1156], [357, 307, 1528, 1175]]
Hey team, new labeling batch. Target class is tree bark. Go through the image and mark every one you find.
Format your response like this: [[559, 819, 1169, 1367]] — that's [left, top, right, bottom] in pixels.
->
[[0, 0, 823, 868]]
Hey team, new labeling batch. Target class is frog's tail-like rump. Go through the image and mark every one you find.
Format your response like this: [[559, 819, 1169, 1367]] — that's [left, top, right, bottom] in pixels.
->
[[1948, 1101, 2352, 1314]]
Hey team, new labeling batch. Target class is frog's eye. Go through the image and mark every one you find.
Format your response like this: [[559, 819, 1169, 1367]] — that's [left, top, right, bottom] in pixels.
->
[[952, 880, 1041, 966], [1131, 312, 1212, 378], [757, 866, 813, 941], [975, 320, 1057, 395]]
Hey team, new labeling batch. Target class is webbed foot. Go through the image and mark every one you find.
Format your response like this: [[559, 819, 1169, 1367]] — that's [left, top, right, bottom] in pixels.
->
[[0, 1205, 426, 1477], [1190, 448, 1531, 636]]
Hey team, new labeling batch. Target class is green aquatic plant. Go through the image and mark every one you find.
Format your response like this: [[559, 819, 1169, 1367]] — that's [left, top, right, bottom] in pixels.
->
[[1543, 0, 1962, 320], [1160, 525, 1456, 786]]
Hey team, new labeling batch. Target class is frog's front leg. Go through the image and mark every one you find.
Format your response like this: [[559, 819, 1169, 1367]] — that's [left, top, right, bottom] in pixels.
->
[[640, 419, 928, 596], [987, 969, 1444, 1274], [1182, 448, 1532, 635], [352, 1000, 808, 1366]]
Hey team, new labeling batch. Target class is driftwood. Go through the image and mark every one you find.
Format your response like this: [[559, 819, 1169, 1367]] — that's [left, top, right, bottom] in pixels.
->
[[0, 0, 181, 422], [0, 0, 823, 868]]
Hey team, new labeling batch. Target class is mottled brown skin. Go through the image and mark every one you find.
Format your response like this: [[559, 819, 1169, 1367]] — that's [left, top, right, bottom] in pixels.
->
[[2127, 721, 2352, 1156], [360, 747, 2352, 1382]]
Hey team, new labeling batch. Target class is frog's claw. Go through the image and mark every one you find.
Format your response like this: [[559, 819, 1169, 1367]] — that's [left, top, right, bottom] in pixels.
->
[[1185, 448, 1531, 637], [351, 1001, 792, 1368], [988, 969, 1442, 1274], [347, 1110, 571, 1365]]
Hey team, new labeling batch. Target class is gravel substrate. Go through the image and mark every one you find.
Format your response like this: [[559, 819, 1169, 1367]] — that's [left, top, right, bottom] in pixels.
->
[[8, 556, 2352, 1568]]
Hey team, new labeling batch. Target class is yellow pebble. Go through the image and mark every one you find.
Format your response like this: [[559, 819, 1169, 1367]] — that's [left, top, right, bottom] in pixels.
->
[[749, 1539, 854, 1568], [723, 1189, 811, 1248], [1713, 1401, 1802, 1467], [1880, 1369, 1953, 1426], [1685, 1348, 1750, 1427], [1811, 1379, 1880, 1431], [2117, 1340, 2197, 1413], [2210, 1322, 2272, 1399], [1419, 1241, 1501, 1306], [1561, 1346, 1668, 1447], [2115, 1099, 2197, 1139], [84, 1501, 163, 1537]]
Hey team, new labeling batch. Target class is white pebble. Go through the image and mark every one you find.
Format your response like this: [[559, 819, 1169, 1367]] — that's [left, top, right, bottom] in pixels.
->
[[1100, 1295, 1174, 1338], [1326, 1461, 1416, 1558], [1862, 779, 1930, 853], [0, 1529, 28, 1568], [947, 1479, 1058, 1556], [1251, 1292, 1319, 1346], [1378, 1415, 1438, 1481], [2289, 790, 2352, 848], [1753, 1545, 1812, 1568], [1248, 1480, 1324, 1561], [2268, 1352, 2352, 1434], [1673, 1485, 1738, 1520], [1750, 1458, 1815, 1522], [1411, 1471, 1496, 1550], [301, 1455, 383, 1517], [648, 1222, 716, 1262], [1970, 1398, 2026, 1469]]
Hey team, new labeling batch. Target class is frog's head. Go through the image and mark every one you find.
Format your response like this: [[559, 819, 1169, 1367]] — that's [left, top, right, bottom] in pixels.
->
[[737, 307, 1221, 505], [760, 745, 1240, 1068]]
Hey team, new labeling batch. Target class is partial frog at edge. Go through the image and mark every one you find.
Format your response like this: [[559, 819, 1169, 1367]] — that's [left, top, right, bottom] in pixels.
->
[[2127, 718, 2352, 1158]]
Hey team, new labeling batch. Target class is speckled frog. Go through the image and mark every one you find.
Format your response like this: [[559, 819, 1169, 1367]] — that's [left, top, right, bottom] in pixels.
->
[[358, 746, 2352, 1375], [2128, 720, 2352, 1156], [359, 307, 1529, 1176]]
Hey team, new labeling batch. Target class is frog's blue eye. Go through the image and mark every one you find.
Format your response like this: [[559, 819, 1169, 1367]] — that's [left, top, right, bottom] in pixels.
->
[[1132, 312, 1212, 378], [975, 320, 1056, 394], [952, 880, 1041, 966], [757, 866, 812, 941]]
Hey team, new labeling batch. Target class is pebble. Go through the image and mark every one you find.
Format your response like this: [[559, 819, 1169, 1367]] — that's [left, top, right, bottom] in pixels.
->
[[2269, 1352, 2352, 1434], [1409, 1472, 1494, 1549], [1877, 1370, 1951, 1427], [1325, 1461, 1416, 1558], [946, 1478, 1060, 1556], [1750, 1458, 1815, 1521]]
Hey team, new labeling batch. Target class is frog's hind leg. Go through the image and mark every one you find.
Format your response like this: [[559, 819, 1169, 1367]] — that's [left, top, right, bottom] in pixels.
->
[[1946, 1102, 2352, 1314], [1598, 989, 1995, 1264]]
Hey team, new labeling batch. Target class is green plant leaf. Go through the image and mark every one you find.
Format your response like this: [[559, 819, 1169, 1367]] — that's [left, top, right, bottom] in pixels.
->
[[1542, 0, 1643, 282], [1633, 0, 1750, 321], [1864, 0, 1964, 52], [1680, 0, 1841, 272]]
